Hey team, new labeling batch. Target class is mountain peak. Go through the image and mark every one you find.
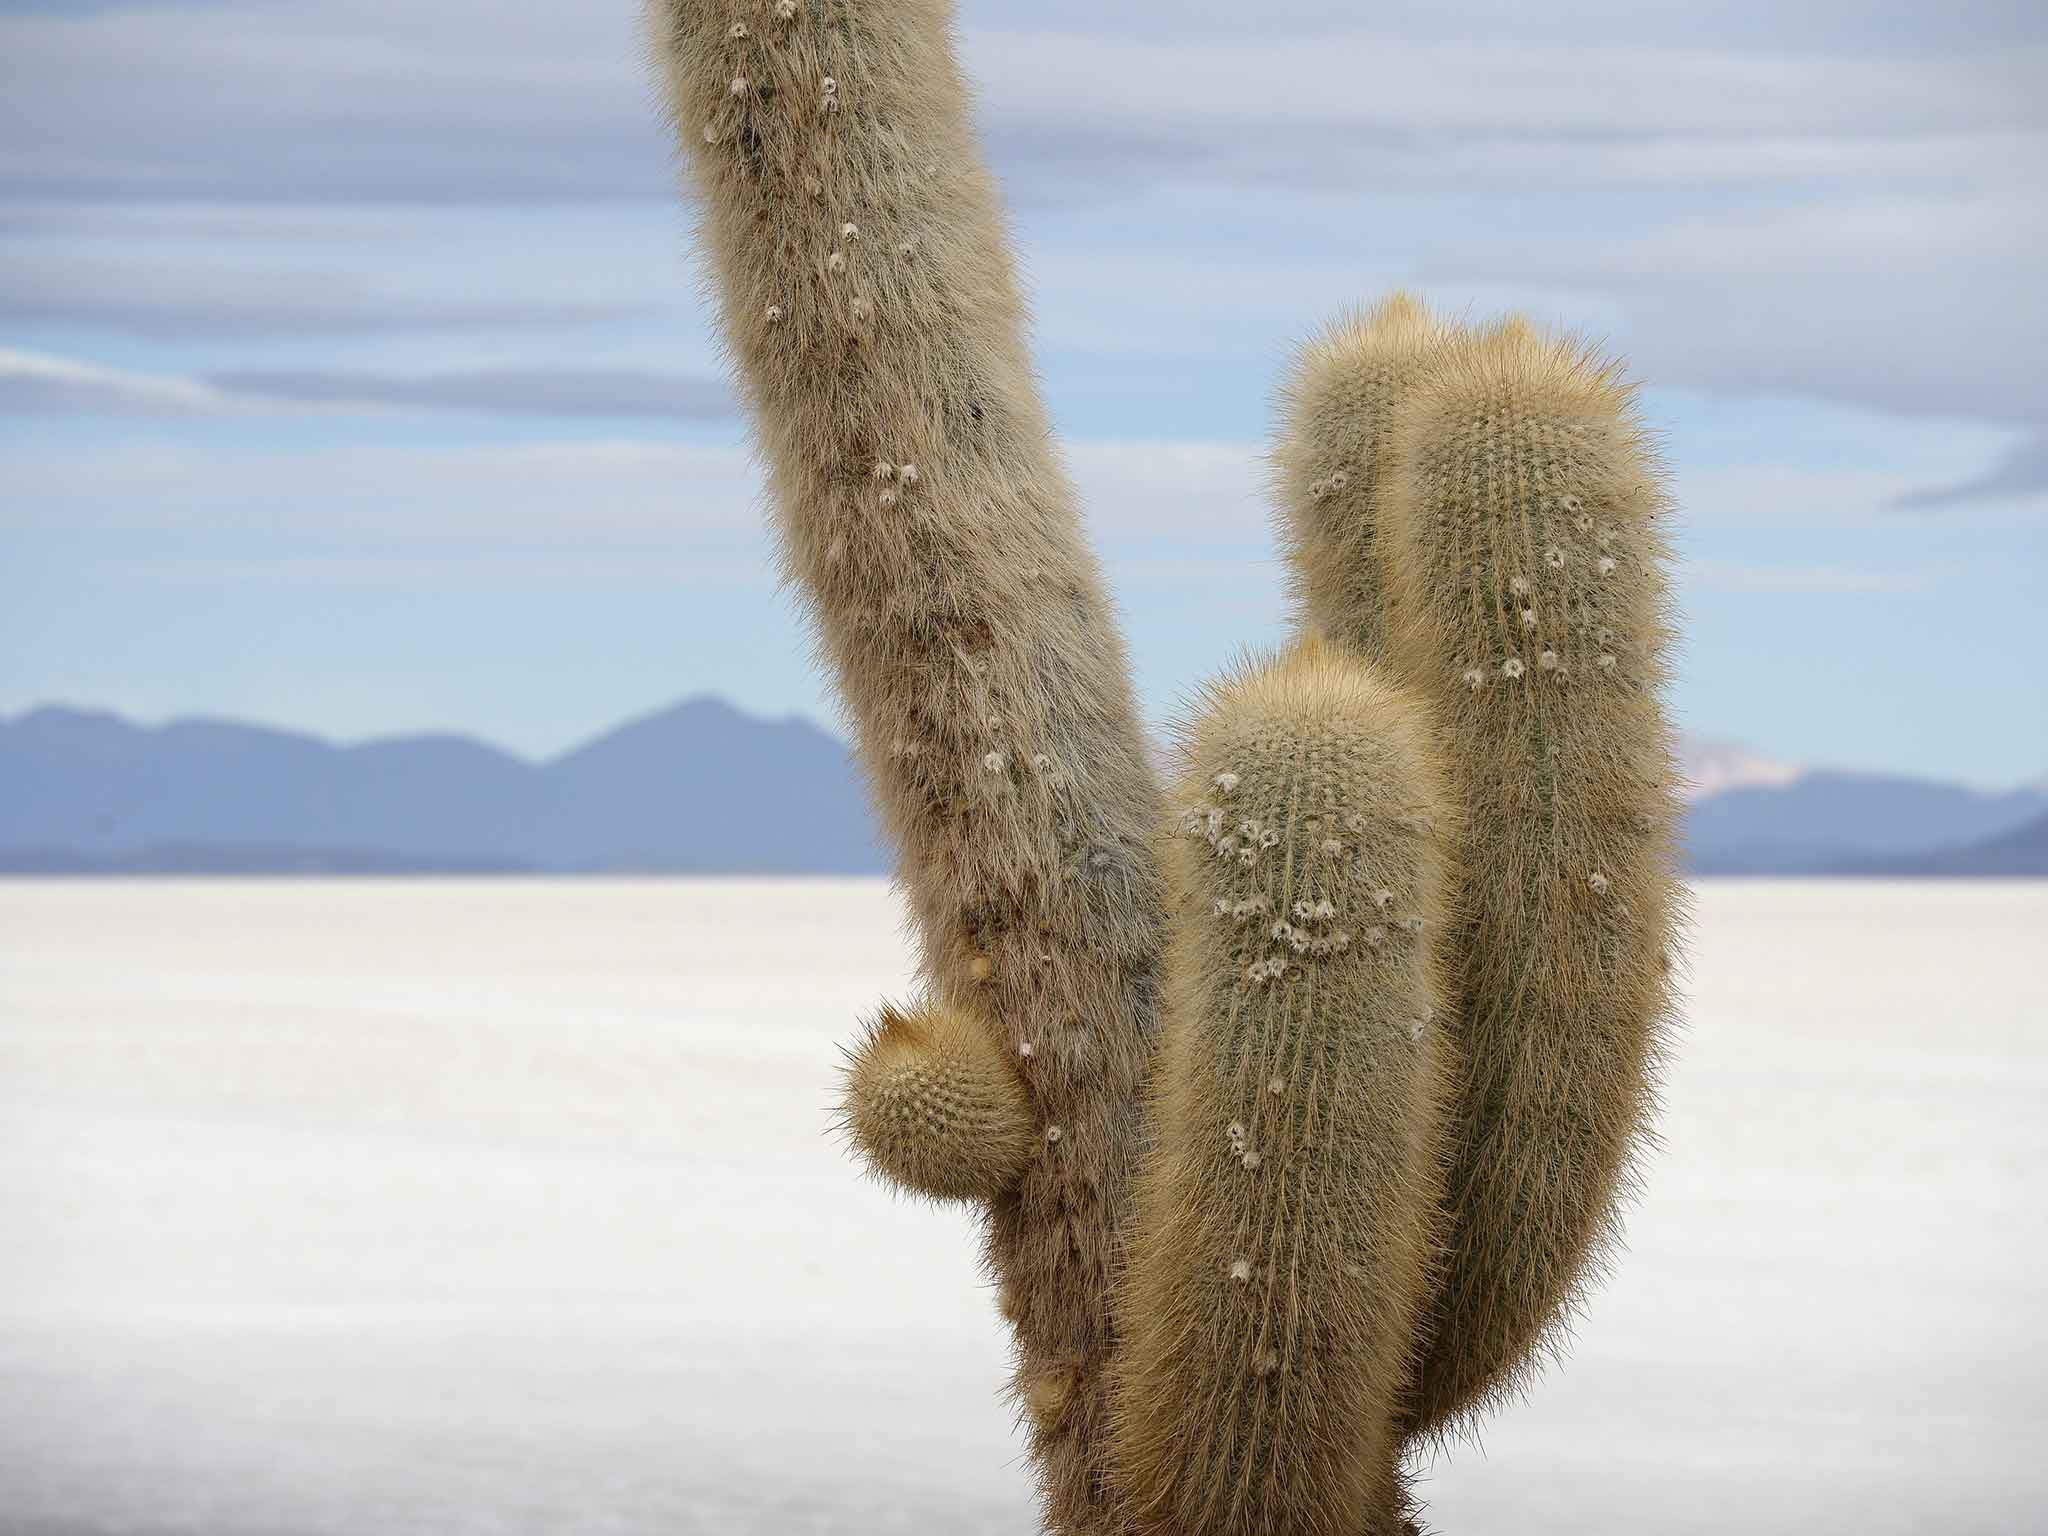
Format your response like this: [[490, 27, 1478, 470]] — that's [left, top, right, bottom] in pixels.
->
[[1680, 736, 1804, 802], [5, 702, 134, 732]]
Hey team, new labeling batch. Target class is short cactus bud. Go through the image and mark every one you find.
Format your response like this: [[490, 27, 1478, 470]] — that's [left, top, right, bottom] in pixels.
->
[[842, 1002, 1035, 1202]]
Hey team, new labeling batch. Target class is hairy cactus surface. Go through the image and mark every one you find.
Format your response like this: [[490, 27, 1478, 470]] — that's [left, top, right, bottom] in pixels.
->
[[649, 4, 1681, 1532], [1273, 292, 1450, 662], [649, 3, 1165, 1529], [1111, 640, 1454, 1536], [1376, 322, 1683, 1435]]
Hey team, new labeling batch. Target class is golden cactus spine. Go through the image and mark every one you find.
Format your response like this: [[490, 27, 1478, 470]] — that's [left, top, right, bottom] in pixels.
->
[[1110, 641, 1454, 1536], [649, 3, 1164, 1528], [1365, 321, 1683, 1435]]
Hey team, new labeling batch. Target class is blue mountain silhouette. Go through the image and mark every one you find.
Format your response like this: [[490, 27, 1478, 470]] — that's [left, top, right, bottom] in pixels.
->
[[0, 698, 883, 874]]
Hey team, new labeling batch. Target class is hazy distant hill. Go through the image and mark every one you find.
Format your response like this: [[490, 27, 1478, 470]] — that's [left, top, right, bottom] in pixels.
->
[[3, 702, 2040, 876], [0, 699, 883, 874], [1861, 809, 2048, 877], [1682, 771, 2046, 875]]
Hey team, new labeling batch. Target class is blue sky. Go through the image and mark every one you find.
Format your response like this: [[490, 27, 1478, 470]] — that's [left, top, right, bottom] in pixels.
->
[[2, 0, 2043, 785]]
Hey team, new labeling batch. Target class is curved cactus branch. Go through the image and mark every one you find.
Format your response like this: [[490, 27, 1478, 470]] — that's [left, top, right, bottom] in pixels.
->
[[1378, 321, 1683, 1436]]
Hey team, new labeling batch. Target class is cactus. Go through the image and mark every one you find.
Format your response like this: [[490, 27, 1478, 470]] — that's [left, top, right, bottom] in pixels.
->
[[1374, 320, 1683, 1436], [1110, 640, 1454, 1536], [648, 3, 1164, 1530], [649, 4, 1680, 1531]]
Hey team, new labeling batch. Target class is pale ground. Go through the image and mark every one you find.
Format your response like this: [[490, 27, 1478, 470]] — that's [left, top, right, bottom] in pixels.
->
[[0, 879, 2043, 1534]]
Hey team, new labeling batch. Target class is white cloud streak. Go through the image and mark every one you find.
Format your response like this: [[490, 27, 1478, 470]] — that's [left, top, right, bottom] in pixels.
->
[[0, 346, 732, 421], [0, 346, 231, 414]]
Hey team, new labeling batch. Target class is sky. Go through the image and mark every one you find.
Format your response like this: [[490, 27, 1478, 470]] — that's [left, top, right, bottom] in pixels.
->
[[2, 0, 2044, 786]]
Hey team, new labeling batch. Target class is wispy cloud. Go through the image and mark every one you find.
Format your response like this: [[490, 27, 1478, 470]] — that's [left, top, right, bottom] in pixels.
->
[[0, 346, 229, 414], [0, 347, 731, 422], [1688, 560, 1947, 594], [0, 418, 1271, 544], [1895, 431, 2048, 508], [0, 250, 639, 336], [1, 431, 765, 538], [207, 367, 732, 421]]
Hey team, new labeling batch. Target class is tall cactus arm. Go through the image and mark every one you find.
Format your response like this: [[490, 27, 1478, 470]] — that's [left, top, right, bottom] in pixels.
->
[[1110, 640, 1455, 1536], [1379, 322, 1684, 1436], [648, 2, 1166, 1529]]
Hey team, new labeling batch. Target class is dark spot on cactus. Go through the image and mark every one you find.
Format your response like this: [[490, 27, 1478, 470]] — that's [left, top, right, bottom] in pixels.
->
[[736, 119, 764, 176]]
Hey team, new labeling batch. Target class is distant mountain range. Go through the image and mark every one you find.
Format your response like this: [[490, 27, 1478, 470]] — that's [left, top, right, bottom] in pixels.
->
[[2, 702, 2042, 876], [0, 699, 879, 875], [1678, 738, 2046, 874]]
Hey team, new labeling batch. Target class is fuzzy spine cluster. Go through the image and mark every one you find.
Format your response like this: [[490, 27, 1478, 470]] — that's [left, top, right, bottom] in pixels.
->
[[650, 4, 1165, 1531], [1110, 641, 1454, 1536]]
